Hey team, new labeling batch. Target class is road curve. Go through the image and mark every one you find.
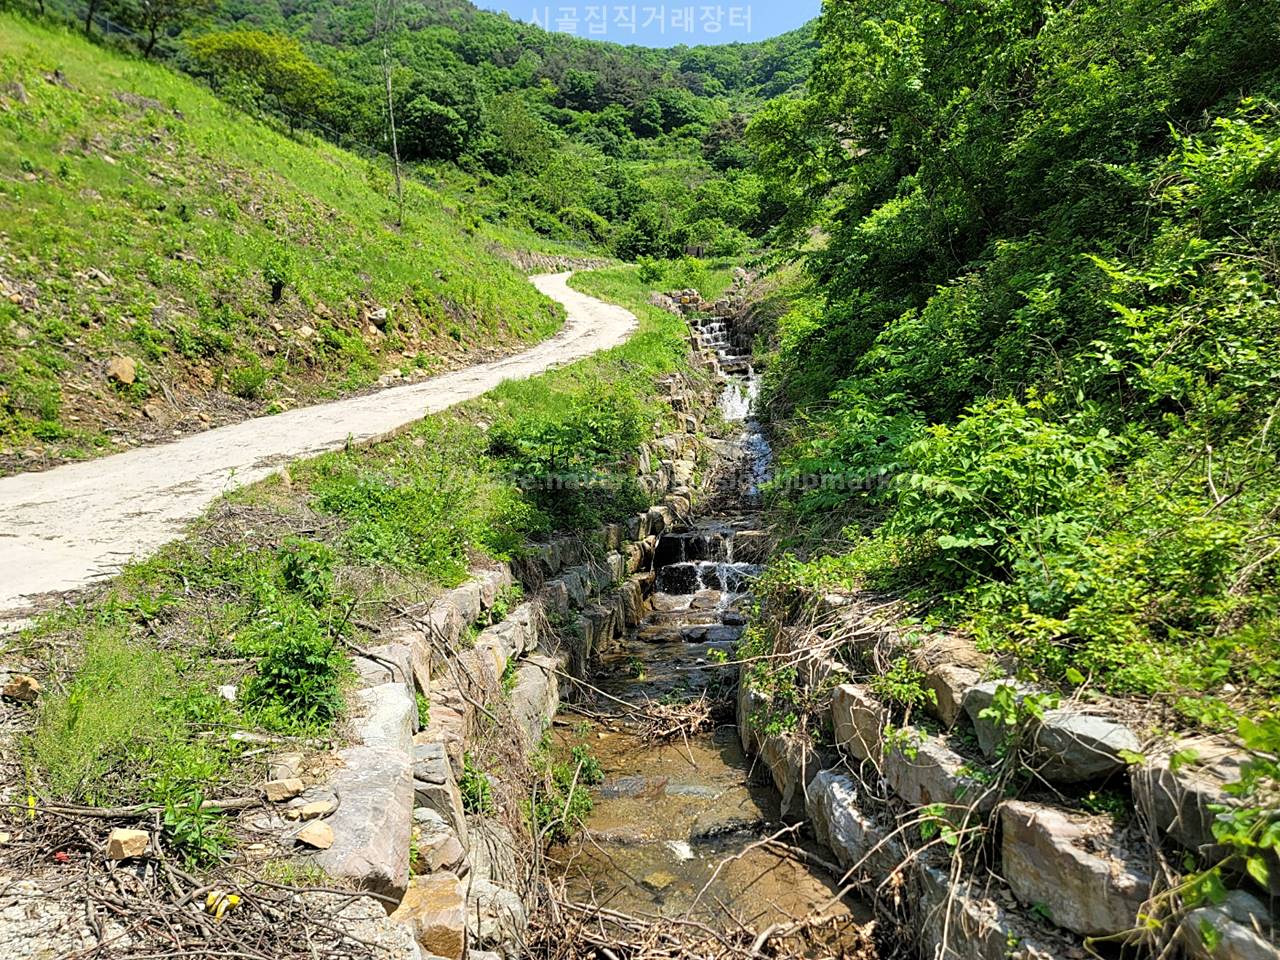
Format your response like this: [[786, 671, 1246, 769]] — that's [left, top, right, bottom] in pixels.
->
[[0, 272, 636, 624]]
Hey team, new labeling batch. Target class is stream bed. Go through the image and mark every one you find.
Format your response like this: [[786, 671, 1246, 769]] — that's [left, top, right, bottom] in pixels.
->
[[548, 314, 872, 946]]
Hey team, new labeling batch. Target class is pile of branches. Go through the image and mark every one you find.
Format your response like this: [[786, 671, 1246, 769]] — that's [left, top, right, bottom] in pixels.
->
[[638, 693, 713, 744], [0, 804, 394, 960], [529, 881, 878, 960]]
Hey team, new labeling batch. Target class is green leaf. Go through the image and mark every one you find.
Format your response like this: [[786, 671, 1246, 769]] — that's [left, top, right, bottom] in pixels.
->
[[1246, 856, 1270, 887]]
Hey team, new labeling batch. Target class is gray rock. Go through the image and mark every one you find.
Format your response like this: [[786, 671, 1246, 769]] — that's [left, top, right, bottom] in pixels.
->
[[1000, 800, 1151, 936], [506, 602, 539, 654], [314, 744, 415, 902], [475, 567, 513, 609], [918, 865, 1062, 960], [756, 729, 821, 819], [736, 674, 767, 752], [540, 580, 570, 620], [508, 654, 561, 749], [559, 566, 591, 608], [446, 581, 484, 627], [882, 730, 996, 823], [353, 682, 416, 755], [963, 682, 1141, 782], [809, 770, 905, 881], [354, 643, 415, 689], [425, 599, 463, 649], [469, 822, 520, 888], [1032, 710, 1142, 783], [1133, 736, 1245, 856], [467, 879, 527, 958], [413, 740, 468, 847], [830, 683, 886, 763], [924, 663, 981, 729], [1181, 891, 1277, 960]]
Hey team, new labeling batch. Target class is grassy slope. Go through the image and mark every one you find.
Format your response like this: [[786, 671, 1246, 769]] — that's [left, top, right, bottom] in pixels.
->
[[0, 12, 563, 473], [10, 264, 708, 822]]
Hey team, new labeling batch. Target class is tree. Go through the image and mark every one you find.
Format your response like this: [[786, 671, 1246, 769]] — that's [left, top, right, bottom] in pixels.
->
[[188, 31, 336, 129], [111, 0, 215, 57], [399, 96, 467, 161]]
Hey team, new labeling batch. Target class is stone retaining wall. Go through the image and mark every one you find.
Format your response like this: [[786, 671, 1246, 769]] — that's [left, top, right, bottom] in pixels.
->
[[737, 591, 1278, 960], [258, 358, 720, 960]]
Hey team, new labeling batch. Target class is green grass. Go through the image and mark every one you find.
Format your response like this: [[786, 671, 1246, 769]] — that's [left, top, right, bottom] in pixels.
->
[[0, 11, 563, 467]]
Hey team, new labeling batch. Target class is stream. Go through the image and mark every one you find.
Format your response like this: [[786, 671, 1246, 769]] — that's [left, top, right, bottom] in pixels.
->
[[550, 313, 871, 944]]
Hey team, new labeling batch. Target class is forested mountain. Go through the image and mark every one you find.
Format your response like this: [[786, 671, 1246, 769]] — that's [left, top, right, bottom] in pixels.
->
[[752, 0, 1280, 727], [185, 0, 816, 255]]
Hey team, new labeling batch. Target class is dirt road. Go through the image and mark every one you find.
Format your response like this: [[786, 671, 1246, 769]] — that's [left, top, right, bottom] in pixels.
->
[[0, 273, 636, 625]]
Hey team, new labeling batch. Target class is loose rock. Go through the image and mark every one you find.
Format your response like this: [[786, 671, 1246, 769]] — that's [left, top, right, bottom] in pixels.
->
[[106, 356, 137, 385], [264, 778, 304, 802], [2, 674, 40, 702], [295, 821, 334, 850], [106, 828, 149, 860]]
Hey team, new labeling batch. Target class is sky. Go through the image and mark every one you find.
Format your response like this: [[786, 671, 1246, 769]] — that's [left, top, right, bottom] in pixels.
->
[[473, 1, 821, 46]]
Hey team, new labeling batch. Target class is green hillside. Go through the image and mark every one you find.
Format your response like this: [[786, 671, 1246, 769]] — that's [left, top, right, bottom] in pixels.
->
[[0, 11, 562, 473]]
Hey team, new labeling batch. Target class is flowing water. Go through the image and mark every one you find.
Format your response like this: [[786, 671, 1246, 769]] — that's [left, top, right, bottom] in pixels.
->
[[550, 313, 869, 943]]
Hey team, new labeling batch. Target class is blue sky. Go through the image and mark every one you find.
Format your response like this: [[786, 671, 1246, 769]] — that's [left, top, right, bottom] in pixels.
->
[[473, 1, 821, 46]]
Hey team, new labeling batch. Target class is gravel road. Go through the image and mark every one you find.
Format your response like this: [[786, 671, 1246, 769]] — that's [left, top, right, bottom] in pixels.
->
[[0, 272, 636, 625]]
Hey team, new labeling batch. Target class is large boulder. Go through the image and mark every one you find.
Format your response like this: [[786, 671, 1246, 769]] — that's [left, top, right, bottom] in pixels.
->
[[508, 655, 561, 749], [1000, 801, 1151, 936], [808, 770, 905, 882], [882, 731, 996, 824], [962, 682, 1141, 782], [830, 683, 886, 764], [314, 744, 415, 902], [351, 682, 416, 754]]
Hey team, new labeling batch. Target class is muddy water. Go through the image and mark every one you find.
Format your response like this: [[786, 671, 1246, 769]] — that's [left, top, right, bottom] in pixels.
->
[[550, 315, 868, 939]]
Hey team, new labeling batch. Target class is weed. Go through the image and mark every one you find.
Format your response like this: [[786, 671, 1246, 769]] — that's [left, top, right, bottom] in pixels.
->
[[459, 753, 494, 815]]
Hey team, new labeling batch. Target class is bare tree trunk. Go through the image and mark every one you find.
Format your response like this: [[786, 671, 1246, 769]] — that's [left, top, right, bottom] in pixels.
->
[[382, 48, 403, 227], [84, 0, 98, 35], [145, 25, 158, 57], [375, 0, 404, 228]]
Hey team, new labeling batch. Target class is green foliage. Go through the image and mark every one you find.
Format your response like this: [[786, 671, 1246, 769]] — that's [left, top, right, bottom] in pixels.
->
[[28, 629, 173, 801], [488, 584, 523, 623], [755, 0, 1280, 725], [459, 752, 494, 815], [867, 657, 935, 713], [188, 29, 335, 120], [527, 741, 603, 844], [0, 13, 561, 469], [161, 790, 230, 866]]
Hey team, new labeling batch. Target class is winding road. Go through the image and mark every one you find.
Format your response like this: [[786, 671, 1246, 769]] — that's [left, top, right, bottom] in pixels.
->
[[0, 272, 636, 626]]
